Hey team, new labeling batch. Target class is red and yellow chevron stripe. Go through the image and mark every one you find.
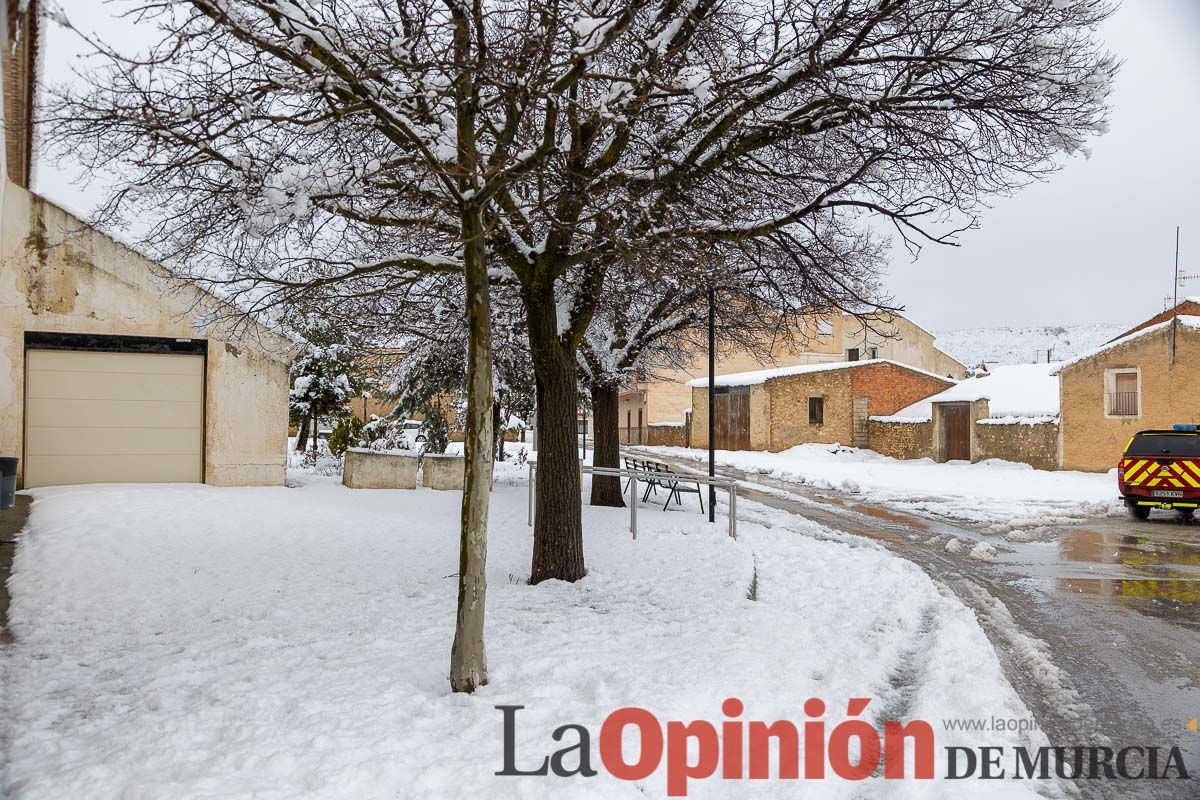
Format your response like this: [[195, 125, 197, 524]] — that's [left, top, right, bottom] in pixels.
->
[[1122, 458, 1200, 488]]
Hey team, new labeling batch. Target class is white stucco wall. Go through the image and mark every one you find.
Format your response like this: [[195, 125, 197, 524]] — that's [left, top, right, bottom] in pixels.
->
[[0, 186, 293, 488]]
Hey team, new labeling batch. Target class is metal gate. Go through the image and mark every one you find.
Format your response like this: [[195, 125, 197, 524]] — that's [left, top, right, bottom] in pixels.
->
[[852, 396, 869, 448], [942, 403, 971, 461], [714, 386, 751, 451]]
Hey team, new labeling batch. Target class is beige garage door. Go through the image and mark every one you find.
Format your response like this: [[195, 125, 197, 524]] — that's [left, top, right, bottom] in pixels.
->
[[24, 349, 204, 487]]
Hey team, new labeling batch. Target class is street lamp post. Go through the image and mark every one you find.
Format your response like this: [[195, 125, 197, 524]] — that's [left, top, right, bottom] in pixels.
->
[[707, 287, 716, 523]]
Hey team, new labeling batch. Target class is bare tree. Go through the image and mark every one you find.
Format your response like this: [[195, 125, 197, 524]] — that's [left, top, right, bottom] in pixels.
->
[[46, 0, 1115, 595]]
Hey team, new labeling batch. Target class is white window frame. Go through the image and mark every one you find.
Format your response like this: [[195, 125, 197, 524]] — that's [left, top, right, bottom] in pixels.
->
[[1103, 367, 1141, 419]]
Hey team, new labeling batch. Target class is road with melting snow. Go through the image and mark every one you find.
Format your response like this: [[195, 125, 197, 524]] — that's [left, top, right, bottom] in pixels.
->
[[637, 450, 1200, 800]]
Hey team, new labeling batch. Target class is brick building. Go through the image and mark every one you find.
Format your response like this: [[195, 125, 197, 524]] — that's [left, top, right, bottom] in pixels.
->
[[688, 360, 955, 451], [1055, 312, 1200, 472]]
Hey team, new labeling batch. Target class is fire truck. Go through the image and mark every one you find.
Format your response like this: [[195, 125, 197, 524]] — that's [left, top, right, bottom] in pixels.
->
[[1118, 426, 1200, 520]]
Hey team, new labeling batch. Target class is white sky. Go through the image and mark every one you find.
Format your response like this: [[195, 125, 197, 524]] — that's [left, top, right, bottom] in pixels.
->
[[34, 0, 1200, 332]]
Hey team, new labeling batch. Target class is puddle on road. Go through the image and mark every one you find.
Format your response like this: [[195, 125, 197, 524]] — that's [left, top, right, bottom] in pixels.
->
[[810, 494, 931, 531], [1054, 526, 1200, 627]]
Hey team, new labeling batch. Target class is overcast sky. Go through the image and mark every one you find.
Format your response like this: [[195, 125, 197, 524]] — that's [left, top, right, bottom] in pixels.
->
[[34, 0, 1200, 333]]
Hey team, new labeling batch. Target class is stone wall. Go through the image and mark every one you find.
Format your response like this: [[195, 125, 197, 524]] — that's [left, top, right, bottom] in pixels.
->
[[974, 420, 1061, 471], [646, 423, 687, 448], [868, 420, 933, 460], [767, 370, 856, 449]]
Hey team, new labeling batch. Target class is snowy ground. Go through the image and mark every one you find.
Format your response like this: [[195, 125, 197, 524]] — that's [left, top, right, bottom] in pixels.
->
[[1, 468, 1055, 798], [637, 444, 1121, 539]]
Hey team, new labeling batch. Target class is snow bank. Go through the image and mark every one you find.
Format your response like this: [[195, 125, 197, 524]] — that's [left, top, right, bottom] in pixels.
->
[[880, 363, 1062, 423], [3, 476, 1048, 798], [640, 443, 1119, 536]]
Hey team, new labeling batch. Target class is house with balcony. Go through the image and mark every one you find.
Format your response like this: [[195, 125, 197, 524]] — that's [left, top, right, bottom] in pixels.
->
[[1054, 300, 1200, 472]]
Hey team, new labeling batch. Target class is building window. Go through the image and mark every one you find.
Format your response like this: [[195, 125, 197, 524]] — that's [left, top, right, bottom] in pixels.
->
[[817, 320, 834, 338], [866, 347, 878, 359], [1108, 371, 1140, 417], [846, 348, 859, 362], [809, 396, 824, 426]]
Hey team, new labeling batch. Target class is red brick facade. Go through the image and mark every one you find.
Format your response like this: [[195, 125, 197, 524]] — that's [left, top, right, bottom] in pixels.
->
[[849, 362, 957, 419]]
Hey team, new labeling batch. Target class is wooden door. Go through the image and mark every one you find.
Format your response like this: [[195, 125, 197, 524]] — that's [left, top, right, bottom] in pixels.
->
[[714, 386, 751, 450], [852, 396, 869, 448], [942, 404, 971, 461]]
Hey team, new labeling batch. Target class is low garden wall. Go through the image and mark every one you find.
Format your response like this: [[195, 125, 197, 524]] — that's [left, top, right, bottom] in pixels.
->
[[422, 453, 465, 490], [343, 448, 418, 489], [974, 420, 1060, 471], [867, 420, 933, 460]]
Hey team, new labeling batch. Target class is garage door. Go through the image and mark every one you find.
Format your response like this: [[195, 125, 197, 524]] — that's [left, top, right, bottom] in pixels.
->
[[24, 349, 204, 487]]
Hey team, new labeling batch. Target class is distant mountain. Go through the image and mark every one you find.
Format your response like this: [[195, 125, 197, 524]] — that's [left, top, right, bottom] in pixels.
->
[[932, 323, 1126, 368]]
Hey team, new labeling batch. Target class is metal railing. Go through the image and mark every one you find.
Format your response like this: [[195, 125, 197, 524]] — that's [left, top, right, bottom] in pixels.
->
[[1109, 391, 1139, 417], [527, 462, 739, 540]]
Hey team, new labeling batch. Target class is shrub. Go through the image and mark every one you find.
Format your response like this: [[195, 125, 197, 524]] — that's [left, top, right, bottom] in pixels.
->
[[327, 416, 365, 457], [420, 406, 451, 455]]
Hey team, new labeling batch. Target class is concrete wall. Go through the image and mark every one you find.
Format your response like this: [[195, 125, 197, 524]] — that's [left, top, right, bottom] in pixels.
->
[[0, 188, 292, 487], [1060, 323, 1200, 472], [422, 454, 464, 490], [974, 420, 1061, 471], [343, 449, 418, 489], [868, 420, 933, 460]]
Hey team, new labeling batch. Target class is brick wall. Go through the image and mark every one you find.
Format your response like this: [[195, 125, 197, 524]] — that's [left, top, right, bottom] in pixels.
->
[[974, 421, 1060, 471], [850, 363, 956, 418], [868, 420, 933, 460], [1060, 323, 1200, 472]]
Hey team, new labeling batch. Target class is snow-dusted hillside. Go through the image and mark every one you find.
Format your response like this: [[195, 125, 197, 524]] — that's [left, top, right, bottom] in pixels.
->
[[932, 323, 1125, 368]]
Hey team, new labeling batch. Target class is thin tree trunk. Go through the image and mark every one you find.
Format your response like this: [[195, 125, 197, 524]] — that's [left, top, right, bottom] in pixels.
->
[[526, 288, 586, 583], [309, 416, 318, 455], [449, 3, 491, 694], [589, 382, 624, 507], [493, 398, 503, 462], [295, 414, 310, 452]]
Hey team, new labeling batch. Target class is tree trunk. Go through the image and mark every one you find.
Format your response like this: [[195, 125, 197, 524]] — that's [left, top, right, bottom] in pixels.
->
[[450, 205, 493, 693], [589, 382, 624, 507], [526, 287, 586, 584], [448, 5, 491, 693], [493, 398, 503, 462], [309, 416, 318, 455], [295, 414, 310, 452]]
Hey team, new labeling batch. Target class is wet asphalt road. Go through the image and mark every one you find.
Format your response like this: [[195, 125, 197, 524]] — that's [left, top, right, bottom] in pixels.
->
[[634, 451, 1200, 800]]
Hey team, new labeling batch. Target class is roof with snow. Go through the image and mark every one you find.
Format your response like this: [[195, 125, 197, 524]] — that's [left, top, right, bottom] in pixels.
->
[[687, 358, 957, 388], [1052, 315, 1200, 375], [874, 363, 1061, 423]]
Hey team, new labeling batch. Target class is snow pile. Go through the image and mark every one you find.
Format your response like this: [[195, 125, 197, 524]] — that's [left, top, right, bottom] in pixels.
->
[[688, 358, 954, 388], [932, 323, 1123, 367], [874, 363, 1062, 424], [3, 477, 1049, 798], [640, 443, 1119, 536]]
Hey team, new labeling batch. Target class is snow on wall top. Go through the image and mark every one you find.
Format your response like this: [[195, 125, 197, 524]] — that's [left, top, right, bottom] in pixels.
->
[[687, 358, 957, 388], [1049, 316, 1200, 374], [875, 363, 1062, 423]]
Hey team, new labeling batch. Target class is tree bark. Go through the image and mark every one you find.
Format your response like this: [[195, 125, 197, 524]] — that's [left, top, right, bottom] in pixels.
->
[[295, 414, 310, 452], [526, 285, 586, 584], [449, 4, 491, 694], [449, 204, 493, 693], [588, 382, 624, 507]]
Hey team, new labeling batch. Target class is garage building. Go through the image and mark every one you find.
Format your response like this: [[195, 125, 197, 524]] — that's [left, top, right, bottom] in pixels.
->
[[1, 5, 292, 489]]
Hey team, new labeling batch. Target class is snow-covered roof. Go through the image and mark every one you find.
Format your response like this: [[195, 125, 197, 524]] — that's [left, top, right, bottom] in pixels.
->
[[1051, 315, 1200, 374], [874, 363, 1061, 423], [687, 358, 957, 388]]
